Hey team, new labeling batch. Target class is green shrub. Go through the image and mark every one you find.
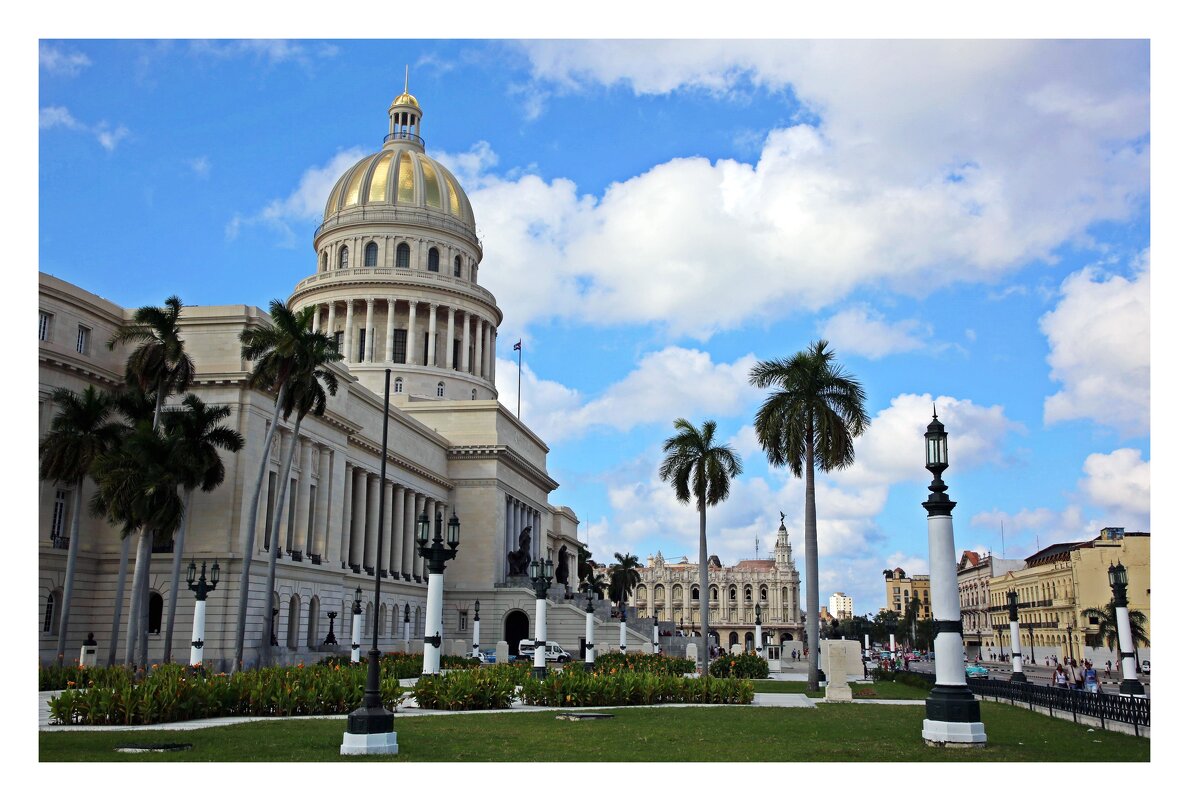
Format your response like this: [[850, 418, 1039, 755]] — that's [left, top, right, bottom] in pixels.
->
[[40, 664, 137, 692], [411, 665, 520, 710], [708, 652, 769, 679], [586, 652, 695, 676], [519, 671, 754, 707]]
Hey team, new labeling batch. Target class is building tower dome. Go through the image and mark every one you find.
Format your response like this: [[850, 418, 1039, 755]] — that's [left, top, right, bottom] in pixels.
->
[[289, 84, 501, 403]]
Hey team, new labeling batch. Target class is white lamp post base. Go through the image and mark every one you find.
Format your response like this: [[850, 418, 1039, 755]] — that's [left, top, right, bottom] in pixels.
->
[[922, 719, 987, 747], [340, 730, 398, 755]]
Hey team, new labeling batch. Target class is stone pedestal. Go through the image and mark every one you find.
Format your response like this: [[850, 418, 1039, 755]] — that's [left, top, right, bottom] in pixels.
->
[[686, 643, 699, 663], [452, 639, 467, 658], [495, 640, 509, 663], [824, 641, 853, 701], [730, 643, 743, 655], [340, 731, 398, 755]]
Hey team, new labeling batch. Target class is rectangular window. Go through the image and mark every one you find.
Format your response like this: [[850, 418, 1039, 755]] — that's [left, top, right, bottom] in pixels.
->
[[458, 611, 467, 632], [51, 489, 69, 544], [333, 331, 343, 355], [423, 333, 429, 366], [263, 471, 276, 549], [452, 339, 460, 370], [357, 328, 366, 362], [76, 325, 91, 355], [392, 329, 407, 364], [306, 484, 316, 552], [39, 311, 52, 341], [285, 477, 297, 551]]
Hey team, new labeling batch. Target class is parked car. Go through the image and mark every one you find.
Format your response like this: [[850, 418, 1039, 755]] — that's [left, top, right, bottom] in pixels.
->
[[965, 664, 990, 678], [905, 652, 920, 662], [518, 639, 572, 662], [477, 648, 496, 664], [1141, 659, 1151, 674]]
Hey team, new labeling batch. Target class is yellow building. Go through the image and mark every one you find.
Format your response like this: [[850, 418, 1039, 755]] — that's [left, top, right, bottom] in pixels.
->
[[882, 567, 932, 619], [985, 527, 1150, 664]]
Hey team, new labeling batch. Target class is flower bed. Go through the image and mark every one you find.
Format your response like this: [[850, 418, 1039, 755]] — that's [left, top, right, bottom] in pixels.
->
[[411, 664, 522, 710], [577, 652, 696, 676], [708, 652, 769, 679], [520, 671, 754, 707]]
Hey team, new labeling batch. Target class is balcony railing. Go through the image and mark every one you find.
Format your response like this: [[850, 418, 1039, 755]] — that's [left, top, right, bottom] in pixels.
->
[[383, 131, 424, 147]]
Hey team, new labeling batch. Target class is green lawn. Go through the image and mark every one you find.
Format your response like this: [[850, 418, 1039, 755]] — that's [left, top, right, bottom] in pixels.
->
[[39, 703, 1147, 762], [750, 680, 929, 700]]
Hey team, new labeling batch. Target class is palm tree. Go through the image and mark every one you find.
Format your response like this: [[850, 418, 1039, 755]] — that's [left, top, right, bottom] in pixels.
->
[[107, 295, 194, 430], [89, 421, 186, 668], [749, 340, 869, 691], [1081, 605, 1150, 668], [234, 301, 342, 668], [608, 552, 643, 618], [577, 544, 594, 586], [159, 394, 245, 663], [579, 571, 608, 601], [658, 417, 743, 676], [38, 386, 125, 666]]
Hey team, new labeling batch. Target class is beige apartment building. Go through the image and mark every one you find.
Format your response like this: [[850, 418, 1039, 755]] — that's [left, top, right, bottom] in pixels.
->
[[882, 567, 932, 619], [37, 88, 651, 667]]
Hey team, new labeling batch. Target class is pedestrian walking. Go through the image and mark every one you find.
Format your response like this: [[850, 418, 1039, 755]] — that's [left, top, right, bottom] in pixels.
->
[[1053, 667, 1068, 688]]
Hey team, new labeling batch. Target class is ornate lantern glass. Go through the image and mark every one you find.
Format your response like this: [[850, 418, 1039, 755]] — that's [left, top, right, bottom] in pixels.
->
[[925, 412, 948, 471], [187, 561, 197, 586], [447, 512, 460, 547], [416, 512, 430, 546]]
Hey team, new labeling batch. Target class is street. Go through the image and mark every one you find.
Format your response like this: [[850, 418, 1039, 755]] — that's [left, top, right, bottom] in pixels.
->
[[902, 658, 1152, 697]]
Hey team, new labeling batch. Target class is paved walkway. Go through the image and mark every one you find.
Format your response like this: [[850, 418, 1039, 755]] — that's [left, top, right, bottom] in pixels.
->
[[38, 687, 923, 733]]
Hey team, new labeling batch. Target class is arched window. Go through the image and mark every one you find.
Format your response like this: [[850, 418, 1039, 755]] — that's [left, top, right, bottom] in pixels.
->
[[691, 585, 700, 600], [427, 247, 440, 272], [729, 586, 737, 601], [454, 255, 462, 277], [745, 586, 752, 603], [364, 241, 378, 267], [287, 595, 301, 649], [394, 377, 404, 394], [396, 242, 411, 269], [43, 590, 61, 635], [148, 592, 163, 635], [321, 252, 328, 272], [711, 586, 719, 602], [436, 382, 445, 398], [379, 605, 387, 638], [307, 596, 321, 648], [339, 245, 349, 270], [470, 389, 477, 400], [760, 586, 768, 601], [364, 603, 373, 637]]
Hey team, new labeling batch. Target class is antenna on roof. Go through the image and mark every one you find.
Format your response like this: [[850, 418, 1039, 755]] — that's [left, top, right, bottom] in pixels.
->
[[404, 64, 409, 94], [1000, 520, 1005, 560]]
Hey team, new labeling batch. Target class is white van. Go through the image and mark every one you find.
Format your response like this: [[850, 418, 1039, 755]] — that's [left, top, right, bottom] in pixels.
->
[[518, 639, 572, 662]]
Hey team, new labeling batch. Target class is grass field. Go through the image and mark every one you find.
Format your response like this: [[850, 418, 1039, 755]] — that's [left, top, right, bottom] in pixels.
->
[[39, 702, 1148, 762], [749, 681, 929, 700]]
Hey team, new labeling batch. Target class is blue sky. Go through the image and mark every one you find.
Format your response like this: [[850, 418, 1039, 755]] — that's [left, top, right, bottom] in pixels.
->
[[38, 38, 1152, 617]]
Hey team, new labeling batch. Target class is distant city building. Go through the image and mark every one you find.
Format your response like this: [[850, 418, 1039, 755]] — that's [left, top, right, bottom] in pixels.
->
[[828, 592, 853, 619], [882, 567, 932, 619], [957, 551, 1025, 659], [631, 518, 803, 650]]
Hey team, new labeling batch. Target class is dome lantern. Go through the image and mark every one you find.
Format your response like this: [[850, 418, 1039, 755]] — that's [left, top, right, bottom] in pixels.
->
[[387, 66, 423, 150]]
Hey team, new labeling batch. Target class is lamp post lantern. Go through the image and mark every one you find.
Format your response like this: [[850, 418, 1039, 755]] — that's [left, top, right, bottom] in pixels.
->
[[416, 506, 461, 675], [1006, 590, 1027, 683], [584, 587, 596, 672], [754, 603, 763, 655], [342, 367, 397, 755], [920, 409, 986, 746], [403, 603, 411, 645], [350, 587, 363, 664], [652, 614, 660, 655], [472, 601, 481, 660], [529, 557, 553, 680], [185, 559, 220, 667], [1108, 562, 1146, 696]]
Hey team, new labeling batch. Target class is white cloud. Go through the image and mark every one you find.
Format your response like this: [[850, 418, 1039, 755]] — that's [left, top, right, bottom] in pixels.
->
[[454, 41, 1147, 338], [40, 106, 130, 151], [494, 347, 759, 443], [819, 305, 929, 358], [1040, 252, 1150, 436], [40, 43, 91, 76], [188, 40, 338, 67], [95, 124, 130, 152], [39, 106, 82, 130], [189, 156, 211, 179], [1078, 448, 1150, 525]]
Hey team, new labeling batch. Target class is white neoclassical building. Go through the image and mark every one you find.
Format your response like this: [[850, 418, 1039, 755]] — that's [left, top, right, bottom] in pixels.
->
[[630, 519, 804, 650], [37, 88, 651, 667]]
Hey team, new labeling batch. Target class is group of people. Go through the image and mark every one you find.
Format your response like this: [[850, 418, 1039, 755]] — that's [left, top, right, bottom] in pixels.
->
[[1051, 657, 1108, 692]]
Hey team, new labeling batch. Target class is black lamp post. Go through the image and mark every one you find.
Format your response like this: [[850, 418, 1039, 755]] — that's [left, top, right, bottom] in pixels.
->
[[652, 613, 660, 655], [529, 557, 553, 680], [584, 586, 596, 672], [1006, 589, 1027, 683], [920, 408, 985, 745], [324, 611, 338, 645], [472, 600, 481, 660], [185, 559, 220, 666], [416, 506, 461, 675], [1065, 624, 1074, 664], [403, 602, 411, 644], [1108, 562, 1146, 696], [271, 607, 279, 647], [342, 368, 397, 755], [1027, 622, 1036, 663]]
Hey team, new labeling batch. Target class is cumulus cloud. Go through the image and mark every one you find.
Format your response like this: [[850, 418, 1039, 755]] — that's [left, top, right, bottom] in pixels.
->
[[494, 347, 760, 443], [188, 40, 338, 67], [39, 106, 82, 130], [189, 156, 211, 178], [819, 305, 930, 358], [40, 43, 91, 76], [1078, 448, 1150, 524], [1040, 251, 1150, 435], [452, 41, 1147, 338], [40, 106, 131, 151], [228, 148, 367, 245], [95, 124, 130, 152]]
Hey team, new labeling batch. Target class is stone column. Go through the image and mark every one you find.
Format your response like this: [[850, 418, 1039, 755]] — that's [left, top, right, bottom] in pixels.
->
[[407, 300, 418, 366], [295, 438, 313, 554], [344, 299, 355, 364], [445, 305, 455, 369], [475, 319, 484, 379], [414, 495, 428, 578], [390, 484, 406, 577], [382, 298, 393, 363], [504, 496, 515, 577], [488, 326, 496, 382], [364, 473, 380, 572], [315, 446, 331, 558], [312, 305, 321, 334], [461, 312, 472, 373], [350, 467, 367, 570], [427, 304, 438, 368], [364, 297, 376, 363], [338, 461, 353, 568], [326, 301, 337, 352], [379, 480, 393, 576], [403, 488, 416, 580]]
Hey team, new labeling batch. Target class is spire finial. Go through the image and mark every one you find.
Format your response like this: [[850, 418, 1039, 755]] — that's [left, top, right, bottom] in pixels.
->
[[404, 64, 409, 94], [932, 402, 937, 420]]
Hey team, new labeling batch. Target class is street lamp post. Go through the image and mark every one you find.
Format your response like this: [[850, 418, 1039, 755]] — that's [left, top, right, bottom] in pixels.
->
[[652, 614, 660, 655], [619, 607, 627, 654], [350, 587, 363, 664], [271, 608, 279, 647], [416, 508, 461, 676], [529, 557, 553, 680], [584, 587, 596, 672], [1066, 624, 1074, 665], [920, 409, 986, 746], [403, 603, 411, 645], [472, 601, 481, 660], [342, 367, 397, 756], [1006, 590, 1027, 683], [1108, 562, 1146, 697], [324, 612, 338, 645], [185, 560, 220, 667], [1027, 623, 1036, 664], [754, 603, 763, 655]]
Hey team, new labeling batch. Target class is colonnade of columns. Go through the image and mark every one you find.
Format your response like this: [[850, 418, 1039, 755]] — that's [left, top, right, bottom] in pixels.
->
[[259, 430, 336, 562], [504, 495, 541, 579], [307, 298, 495, 380]]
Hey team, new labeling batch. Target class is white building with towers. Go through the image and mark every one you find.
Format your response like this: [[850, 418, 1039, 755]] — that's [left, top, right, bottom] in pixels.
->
[[37, 86, 652, 666]]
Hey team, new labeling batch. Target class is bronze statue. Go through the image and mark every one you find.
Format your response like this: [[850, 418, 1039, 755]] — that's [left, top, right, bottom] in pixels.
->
[[556, 545, 570, 586], [780, 510, 786, 526], [507, 526, 533, 575]]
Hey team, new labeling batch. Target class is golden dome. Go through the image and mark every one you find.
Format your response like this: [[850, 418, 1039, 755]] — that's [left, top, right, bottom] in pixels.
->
[[390, 91, 420, 110], [322, 145, 475, 230]]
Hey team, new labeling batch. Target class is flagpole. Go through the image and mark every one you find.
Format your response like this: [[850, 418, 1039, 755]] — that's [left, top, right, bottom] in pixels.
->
[[517, 342, 522, 418]]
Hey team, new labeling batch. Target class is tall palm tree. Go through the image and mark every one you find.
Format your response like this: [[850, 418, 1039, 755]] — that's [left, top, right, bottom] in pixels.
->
[[577, 544, 594, 586], [1081, 605, 1150, 667], [38, 386, 125, 666], [749, 339, 869, 691], [159, 395, 245, 663], [89, 421, 186, 668], [658, 417, 743, 676], [579, 571, 608, 601], [234, 301, 342, 668], [107, 295, 194, 430], [608, 552, 643, 618]]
